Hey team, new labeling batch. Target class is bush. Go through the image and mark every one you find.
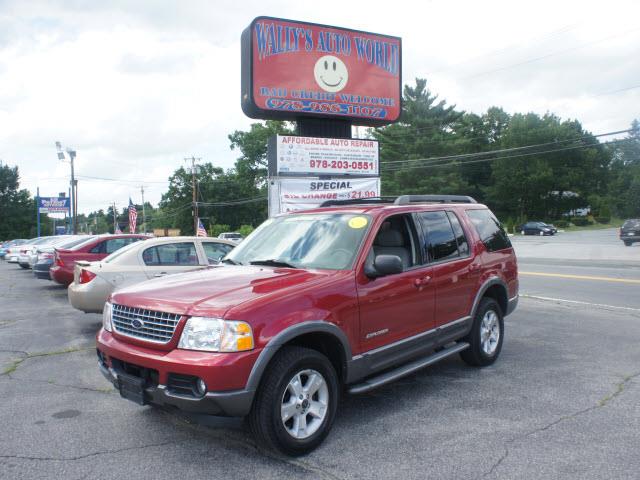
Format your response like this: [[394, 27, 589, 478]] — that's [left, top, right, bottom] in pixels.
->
[[554, 220, 569, 228], [594, 217, 610, 224], [238, 224, 255, 237], [208, 224, 231, 237], [571, 217, 592, 226]]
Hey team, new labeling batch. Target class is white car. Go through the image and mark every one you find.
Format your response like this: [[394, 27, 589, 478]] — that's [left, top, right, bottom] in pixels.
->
[[19, 236, 82, 269], [68, 236, 236, 313], [10, 237, 55, 265]]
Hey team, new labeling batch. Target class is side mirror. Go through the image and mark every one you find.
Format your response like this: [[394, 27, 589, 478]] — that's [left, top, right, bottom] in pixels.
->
[[366, 254, 404, 278]]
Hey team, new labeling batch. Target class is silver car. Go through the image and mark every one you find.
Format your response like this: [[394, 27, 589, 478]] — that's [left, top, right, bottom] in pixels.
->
[[68, 236, 236, 313]]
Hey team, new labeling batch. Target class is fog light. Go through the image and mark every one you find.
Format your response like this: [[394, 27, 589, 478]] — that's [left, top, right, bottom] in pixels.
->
[[196, 378, 207, 397]]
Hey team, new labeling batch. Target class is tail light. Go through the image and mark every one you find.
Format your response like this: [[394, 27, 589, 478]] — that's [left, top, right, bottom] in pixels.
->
[[79, 269, 96, 284], [54, 253, 64, 267]]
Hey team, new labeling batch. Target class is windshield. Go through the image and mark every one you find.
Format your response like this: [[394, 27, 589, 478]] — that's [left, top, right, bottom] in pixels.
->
[[225, 213, 371, 270]]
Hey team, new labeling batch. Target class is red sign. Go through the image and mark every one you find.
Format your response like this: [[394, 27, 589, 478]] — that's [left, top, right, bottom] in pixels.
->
[[241, 17, 402, 126]]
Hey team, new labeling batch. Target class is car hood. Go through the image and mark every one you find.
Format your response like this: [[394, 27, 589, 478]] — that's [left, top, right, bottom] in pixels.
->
[[110, 265, 336, 318]]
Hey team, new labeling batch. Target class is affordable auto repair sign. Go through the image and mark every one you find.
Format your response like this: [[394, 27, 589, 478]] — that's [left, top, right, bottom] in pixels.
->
[[269, 135, 379, 176], [269, 177, 381, 216], [242, 17, 401, 126]]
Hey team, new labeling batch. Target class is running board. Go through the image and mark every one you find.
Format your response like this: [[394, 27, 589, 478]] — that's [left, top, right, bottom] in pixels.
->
[[347, 342, 470, 394]]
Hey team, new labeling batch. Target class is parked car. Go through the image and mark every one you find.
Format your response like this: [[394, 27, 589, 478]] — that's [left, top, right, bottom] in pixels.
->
[[0, 239, 27, 259], [517, 221, 556, 236], [218, 232, 244, 242], [33, 236, 96, 279], [96, 195, 518, 455], [50, 234, 148, 286], [69, 236, 236, 313], [8, 237, 54, 264], [18, 235, 77, 269], [620, 219, 640, 246]]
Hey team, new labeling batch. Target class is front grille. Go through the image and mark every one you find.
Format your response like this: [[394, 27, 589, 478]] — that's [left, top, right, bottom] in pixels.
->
[[112, 304, 182, 344]]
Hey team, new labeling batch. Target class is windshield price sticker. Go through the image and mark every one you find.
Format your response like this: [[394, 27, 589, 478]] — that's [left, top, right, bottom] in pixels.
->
[[348, 216, 368, 229], [275, 135, 379, 176]]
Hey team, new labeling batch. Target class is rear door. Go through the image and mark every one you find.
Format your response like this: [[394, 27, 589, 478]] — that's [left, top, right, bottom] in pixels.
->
[[141, 241, 205, 279], [415, 210, 478, 328]]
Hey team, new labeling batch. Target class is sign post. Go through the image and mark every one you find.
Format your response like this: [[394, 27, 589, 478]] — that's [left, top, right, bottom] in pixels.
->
[[36, 187, 40, 237]]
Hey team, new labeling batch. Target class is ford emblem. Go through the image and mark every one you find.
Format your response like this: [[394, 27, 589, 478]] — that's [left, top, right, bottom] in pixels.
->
[[131, 318, 144, 329]]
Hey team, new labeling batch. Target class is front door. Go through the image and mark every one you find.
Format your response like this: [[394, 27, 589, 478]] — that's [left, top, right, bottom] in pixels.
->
[[356, 213, 436, 354]]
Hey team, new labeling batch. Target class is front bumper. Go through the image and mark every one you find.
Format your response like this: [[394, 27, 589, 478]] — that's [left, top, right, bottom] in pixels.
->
[[96, 329, 260, 417]]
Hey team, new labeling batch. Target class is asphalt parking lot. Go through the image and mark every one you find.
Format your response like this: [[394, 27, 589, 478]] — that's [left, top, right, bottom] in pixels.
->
[[1, 229, 640, 480]]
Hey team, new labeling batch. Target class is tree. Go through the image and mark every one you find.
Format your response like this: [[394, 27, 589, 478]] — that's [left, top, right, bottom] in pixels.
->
[[0, 164, 37, 239]]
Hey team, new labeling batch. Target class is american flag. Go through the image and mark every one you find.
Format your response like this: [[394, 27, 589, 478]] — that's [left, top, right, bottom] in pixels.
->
[[197, 218, 207, 237], [128, 198, 138, 233]]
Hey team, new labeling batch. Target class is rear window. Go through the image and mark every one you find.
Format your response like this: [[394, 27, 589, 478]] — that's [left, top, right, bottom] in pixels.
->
[[466, 209, 512, 252], [622, 220, 640, 229]]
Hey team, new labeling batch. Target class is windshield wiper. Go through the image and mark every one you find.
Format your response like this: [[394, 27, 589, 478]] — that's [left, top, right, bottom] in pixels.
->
[[221, 258, 241, 265], [249, 259, 297, 268]]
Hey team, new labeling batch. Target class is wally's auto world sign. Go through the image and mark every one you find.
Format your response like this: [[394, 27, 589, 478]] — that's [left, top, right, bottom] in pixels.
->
[[38, 197, 70, 214], [268, 135, 379, 176], [269, 177, 381, 216], [242, 17, 401, 126]]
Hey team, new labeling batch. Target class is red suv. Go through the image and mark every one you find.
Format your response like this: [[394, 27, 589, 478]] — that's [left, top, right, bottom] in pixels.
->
[[51, 234, 148, 286], [96, 196, 518, 455]]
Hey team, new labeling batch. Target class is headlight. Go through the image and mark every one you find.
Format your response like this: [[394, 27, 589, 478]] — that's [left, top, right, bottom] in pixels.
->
[[178, 317, 254, 352], [102, 301, 113, 332]]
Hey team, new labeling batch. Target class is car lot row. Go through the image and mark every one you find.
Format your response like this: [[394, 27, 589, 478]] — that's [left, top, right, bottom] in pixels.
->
[[0, 234, 238, 315]]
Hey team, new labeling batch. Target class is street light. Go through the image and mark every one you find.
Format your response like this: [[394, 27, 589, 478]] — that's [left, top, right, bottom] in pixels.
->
[[56, 141, 78, 234]]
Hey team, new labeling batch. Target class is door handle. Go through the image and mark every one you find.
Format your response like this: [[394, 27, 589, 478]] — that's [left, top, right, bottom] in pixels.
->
[[154, 272, 167, 277], [413, 276, 431, 287]]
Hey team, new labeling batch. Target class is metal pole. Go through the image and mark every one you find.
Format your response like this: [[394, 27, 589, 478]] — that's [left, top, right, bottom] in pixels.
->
[[68, 150, 77, 234], [36, 187, 40, 237], [184, 156, 201, 235], [113, 202, 117, 233]]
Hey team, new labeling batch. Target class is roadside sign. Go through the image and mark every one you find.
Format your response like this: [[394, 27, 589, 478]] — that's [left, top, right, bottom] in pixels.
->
[[268, 135, 379, 176], [241, 17, 402, 126], [269, 177, 381, 216], [38, 197, 71, 214]]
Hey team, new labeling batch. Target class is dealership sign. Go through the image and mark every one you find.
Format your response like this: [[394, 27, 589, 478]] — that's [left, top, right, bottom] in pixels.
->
[[38, 197, 70, 214], [242, 17, 402, 126], [269, 177, 380, 216], [268, 135, 379, 176]]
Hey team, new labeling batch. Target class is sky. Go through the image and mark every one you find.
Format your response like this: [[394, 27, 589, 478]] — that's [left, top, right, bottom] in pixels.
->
[[1, 0, 638, 214]]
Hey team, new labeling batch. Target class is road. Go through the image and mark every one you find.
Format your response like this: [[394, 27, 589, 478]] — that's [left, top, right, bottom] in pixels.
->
[[1, 229, 639, 480]]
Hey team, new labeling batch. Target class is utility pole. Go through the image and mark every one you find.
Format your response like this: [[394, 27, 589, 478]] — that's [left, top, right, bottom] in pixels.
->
[[112, 202, 117, 233], [184, 156, 201, 235], [140, 185, 146, 234]]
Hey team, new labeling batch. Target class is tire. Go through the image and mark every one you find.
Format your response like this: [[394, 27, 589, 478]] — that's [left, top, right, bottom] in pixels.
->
[[460, 298, 504, 367], [19, 264, 29, 269], [624, 241, 632, 247], [248, 346, 339, 456]]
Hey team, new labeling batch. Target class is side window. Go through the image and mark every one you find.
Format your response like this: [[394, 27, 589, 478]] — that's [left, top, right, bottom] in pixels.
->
[[368, 214, 421, 271], [203, 242, 233, 265], [143, 242, 198, 266], [466, 209, 512, 252], [89, 241, 105, 254], [447, 212, 469, 257], [417, 211, 459, 262]]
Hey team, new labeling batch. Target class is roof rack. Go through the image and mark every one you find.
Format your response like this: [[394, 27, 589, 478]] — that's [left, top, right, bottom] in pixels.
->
[[319, 197, 397, 208], [394, 195, 477, 204], [318, 195, 477, 208]]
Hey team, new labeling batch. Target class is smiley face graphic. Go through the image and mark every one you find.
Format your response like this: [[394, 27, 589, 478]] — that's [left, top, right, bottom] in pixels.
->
[[314, 55, 349, 93]]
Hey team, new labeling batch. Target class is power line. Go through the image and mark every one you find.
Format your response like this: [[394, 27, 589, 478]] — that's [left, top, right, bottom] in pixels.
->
[[379, 128, 631, 168], [381, 137, 631, 173]]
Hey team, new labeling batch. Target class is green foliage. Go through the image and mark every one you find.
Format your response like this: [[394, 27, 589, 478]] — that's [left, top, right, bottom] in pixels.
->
[[238, 224, 255, 237], [0, 164, 37, 239], [594, 217, 611, 224], [554, 220, 569, 228], [571, 217, 592, 226], [208, 224, 231, 237]]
